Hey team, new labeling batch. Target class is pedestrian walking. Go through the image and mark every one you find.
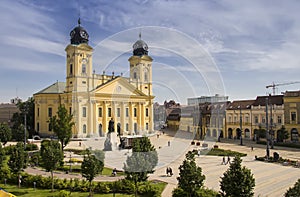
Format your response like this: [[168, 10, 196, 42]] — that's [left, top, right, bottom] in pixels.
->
[[168, 141, 170, 146], [166, 167, 169, 176], [221, 156, 226, 165], [169, 167, 173, 176], [251, 146, 254, 151], [226, 156, 231, 164]]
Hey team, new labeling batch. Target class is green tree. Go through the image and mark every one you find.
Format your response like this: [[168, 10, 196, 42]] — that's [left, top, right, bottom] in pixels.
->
[[12, 124, 29, 142], [40, 140, 64, 192], [8, 142, 27, 188], [0, 123, 12, 146], [49, 104, 75, 151], [220, 156, 255, 197], [175, 151, 205, 196], [81, 149, 104, 197], [277, 126, 289, 142], [124, 137, 158, 196], [11, 97, 35, 138], [285, 178, 300, 197], [0, 143, 4, 165]]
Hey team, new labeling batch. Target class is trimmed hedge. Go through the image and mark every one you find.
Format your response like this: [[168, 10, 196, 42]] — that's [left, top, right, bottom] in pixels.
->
[[1, 172, 163, 195], [202, 148, 247, 157]]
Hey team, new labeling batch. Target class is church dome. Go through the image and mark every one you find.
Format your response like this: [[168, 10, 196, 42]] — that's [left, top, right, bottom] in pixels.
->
[[133, 33, 148, 56], [70, 18, 89, 45]]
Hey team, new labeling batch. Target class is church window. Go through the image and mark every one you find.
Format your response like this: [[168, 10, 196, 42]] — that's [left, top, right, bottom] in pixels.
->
[[117, 108, 121, 117], [48, 123, 52, 131], [144, 69, 148, 82], [146, 123, 149, 130], [133, 72, 137, 79], [37, 108, 40, 117], [82, 64, 86, 73], [48, 107, 52, 117], [98, 108, 102, 117], [70, 64, 73, 75], [37, 123, 39, 132], [82, 107, 86, 117], [126, 123, 129, 131], [134, 108, 137, 117], [146, 108, 149, 117], [83, 124, 86, 133], [108, 108, 112, 117], [69, 107, 72, 115], [126, 108, 129, 117]]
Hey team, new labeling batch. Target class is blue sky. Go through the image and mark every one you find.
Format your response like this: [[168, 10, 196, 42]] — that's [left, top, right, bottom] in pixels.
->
[[1, 0, 300, 104]]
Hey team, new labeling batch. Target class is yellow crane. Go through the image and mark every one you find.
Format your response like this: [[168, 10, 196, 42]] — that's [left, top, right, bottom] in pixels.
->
[[266, 81, 300, 95]]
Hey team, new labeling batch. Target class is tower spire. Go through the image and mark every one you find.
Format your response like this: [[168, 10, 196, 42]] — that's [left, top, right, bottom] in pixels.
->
[[78, 17, 81, 26]]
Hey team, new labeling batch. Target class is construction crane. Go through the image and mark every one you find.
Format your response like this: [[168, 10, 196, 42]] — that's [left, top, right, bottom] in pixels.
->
[[266, 81, 300, 95]]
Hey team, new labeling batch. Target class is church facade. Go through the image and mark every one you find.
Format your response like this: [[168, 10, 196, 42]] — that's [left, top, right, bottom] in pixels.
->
[[34, 19, 155, 138]]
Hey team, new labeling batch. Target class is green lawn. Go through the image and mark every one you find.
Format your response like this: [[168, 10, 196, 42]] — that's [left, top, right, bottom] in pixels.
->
[[0, 184, 132, 197]]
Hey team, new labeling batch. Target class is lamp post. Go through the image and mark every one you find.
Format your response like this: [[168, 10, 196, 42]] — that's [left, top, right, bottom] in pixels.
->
[[265, 98, 270, 159], [239, 106, 243, 146], [24, 106, 27, 149]]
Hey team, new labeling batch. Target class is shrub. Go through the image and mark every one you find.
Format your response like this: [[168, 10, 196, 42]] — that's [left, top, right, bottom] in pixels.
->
[[57, 190, 70, 197], [25, 143, 39, 151], [138, 182, 160, 197], [94, 182, 111, 194]]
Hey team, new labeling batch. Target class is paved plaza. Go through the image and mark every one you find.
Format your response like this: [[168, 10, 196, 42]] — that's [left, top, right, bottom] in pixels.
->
[[23, 130, 300, 197]]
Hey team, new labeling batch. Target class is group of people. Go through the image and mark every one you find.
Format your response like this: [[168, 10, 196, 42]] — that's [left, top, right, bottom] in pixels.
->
[[221, 156, 231, 165], [166, 167, 173, 176]]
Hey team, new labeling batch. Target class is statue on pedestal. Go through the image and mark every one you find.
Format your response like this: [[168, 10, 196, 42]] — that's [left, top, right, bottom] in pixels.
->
[[104, 118, 119, 151]]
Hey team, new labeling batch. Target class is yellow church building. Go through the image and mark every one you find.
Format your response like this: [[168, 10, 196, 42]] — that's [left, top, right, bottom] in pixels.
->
[[34, 19, 155, 138]]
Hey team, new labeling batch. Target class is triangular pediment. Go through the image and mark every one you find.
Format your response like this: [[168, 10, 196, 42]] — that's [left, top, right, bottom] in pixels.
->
[[93, 77, 147, 97]]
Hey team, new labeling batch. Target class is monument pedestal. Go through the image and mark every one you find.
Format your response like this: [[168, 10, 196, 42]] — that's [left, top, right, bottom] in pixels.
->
[[104, 132, 119, 151]]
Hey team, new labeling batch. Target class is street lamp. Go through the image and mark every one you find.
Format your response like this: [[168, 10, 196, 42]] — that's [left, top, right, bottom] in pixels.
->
[[24, 104, 27, 149], [265, 98, 270, 159], [238, 106, 243, 146]]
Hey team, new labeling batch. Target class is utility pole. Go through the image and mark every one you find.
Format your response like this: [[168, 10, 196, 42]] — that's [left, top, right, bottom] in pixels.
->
[[265, 98, 270, 159], [239, 106, 243, 146], [24, 103, 27, 149], [269, 95, 274, 149]]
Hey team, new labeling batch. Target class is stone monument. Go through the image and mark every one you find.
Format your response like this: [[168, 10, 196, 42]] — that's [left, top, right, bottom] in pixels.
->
[[104, 118, 119, 151]]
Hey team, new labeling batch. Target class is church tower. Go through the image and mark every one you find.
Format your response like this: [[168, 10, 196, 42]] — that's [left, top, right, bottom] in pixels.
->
[[128, 33, 153, 96], [65, 18, 93, 93]]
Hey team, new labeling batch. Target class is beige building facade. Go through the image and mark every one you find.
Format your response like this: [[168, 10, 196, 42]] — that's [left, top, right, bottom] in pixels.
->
[[34, 20, 154, 137]]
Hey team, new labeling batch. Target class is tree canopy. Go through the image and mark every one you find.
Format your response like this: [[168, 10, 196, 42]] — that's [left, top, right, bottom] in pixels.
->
[[49, 104, 75, 151], [81, 149, 104, 196], [40, 140, 64, 192], [175, 151, 205, 196], [285, 178, 300, 197], [124, 137, 158, 183], [8, 142, 27, 188], [220, 156, 255, 197], [277, 126, 289, 142], [11, 97, 35, 138], [0, 122, 12, 145]]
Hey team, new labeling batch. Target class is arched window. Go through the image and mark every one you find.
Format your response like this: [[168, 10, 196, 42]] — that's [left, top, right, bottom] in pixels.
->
[[83, 124, 86, 133], [144, 69, 148, 82], [133, 72, 137, 79], [98, 124, 102, 137], [70, 64, 73, 75], [82, 64, 86, 74]]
